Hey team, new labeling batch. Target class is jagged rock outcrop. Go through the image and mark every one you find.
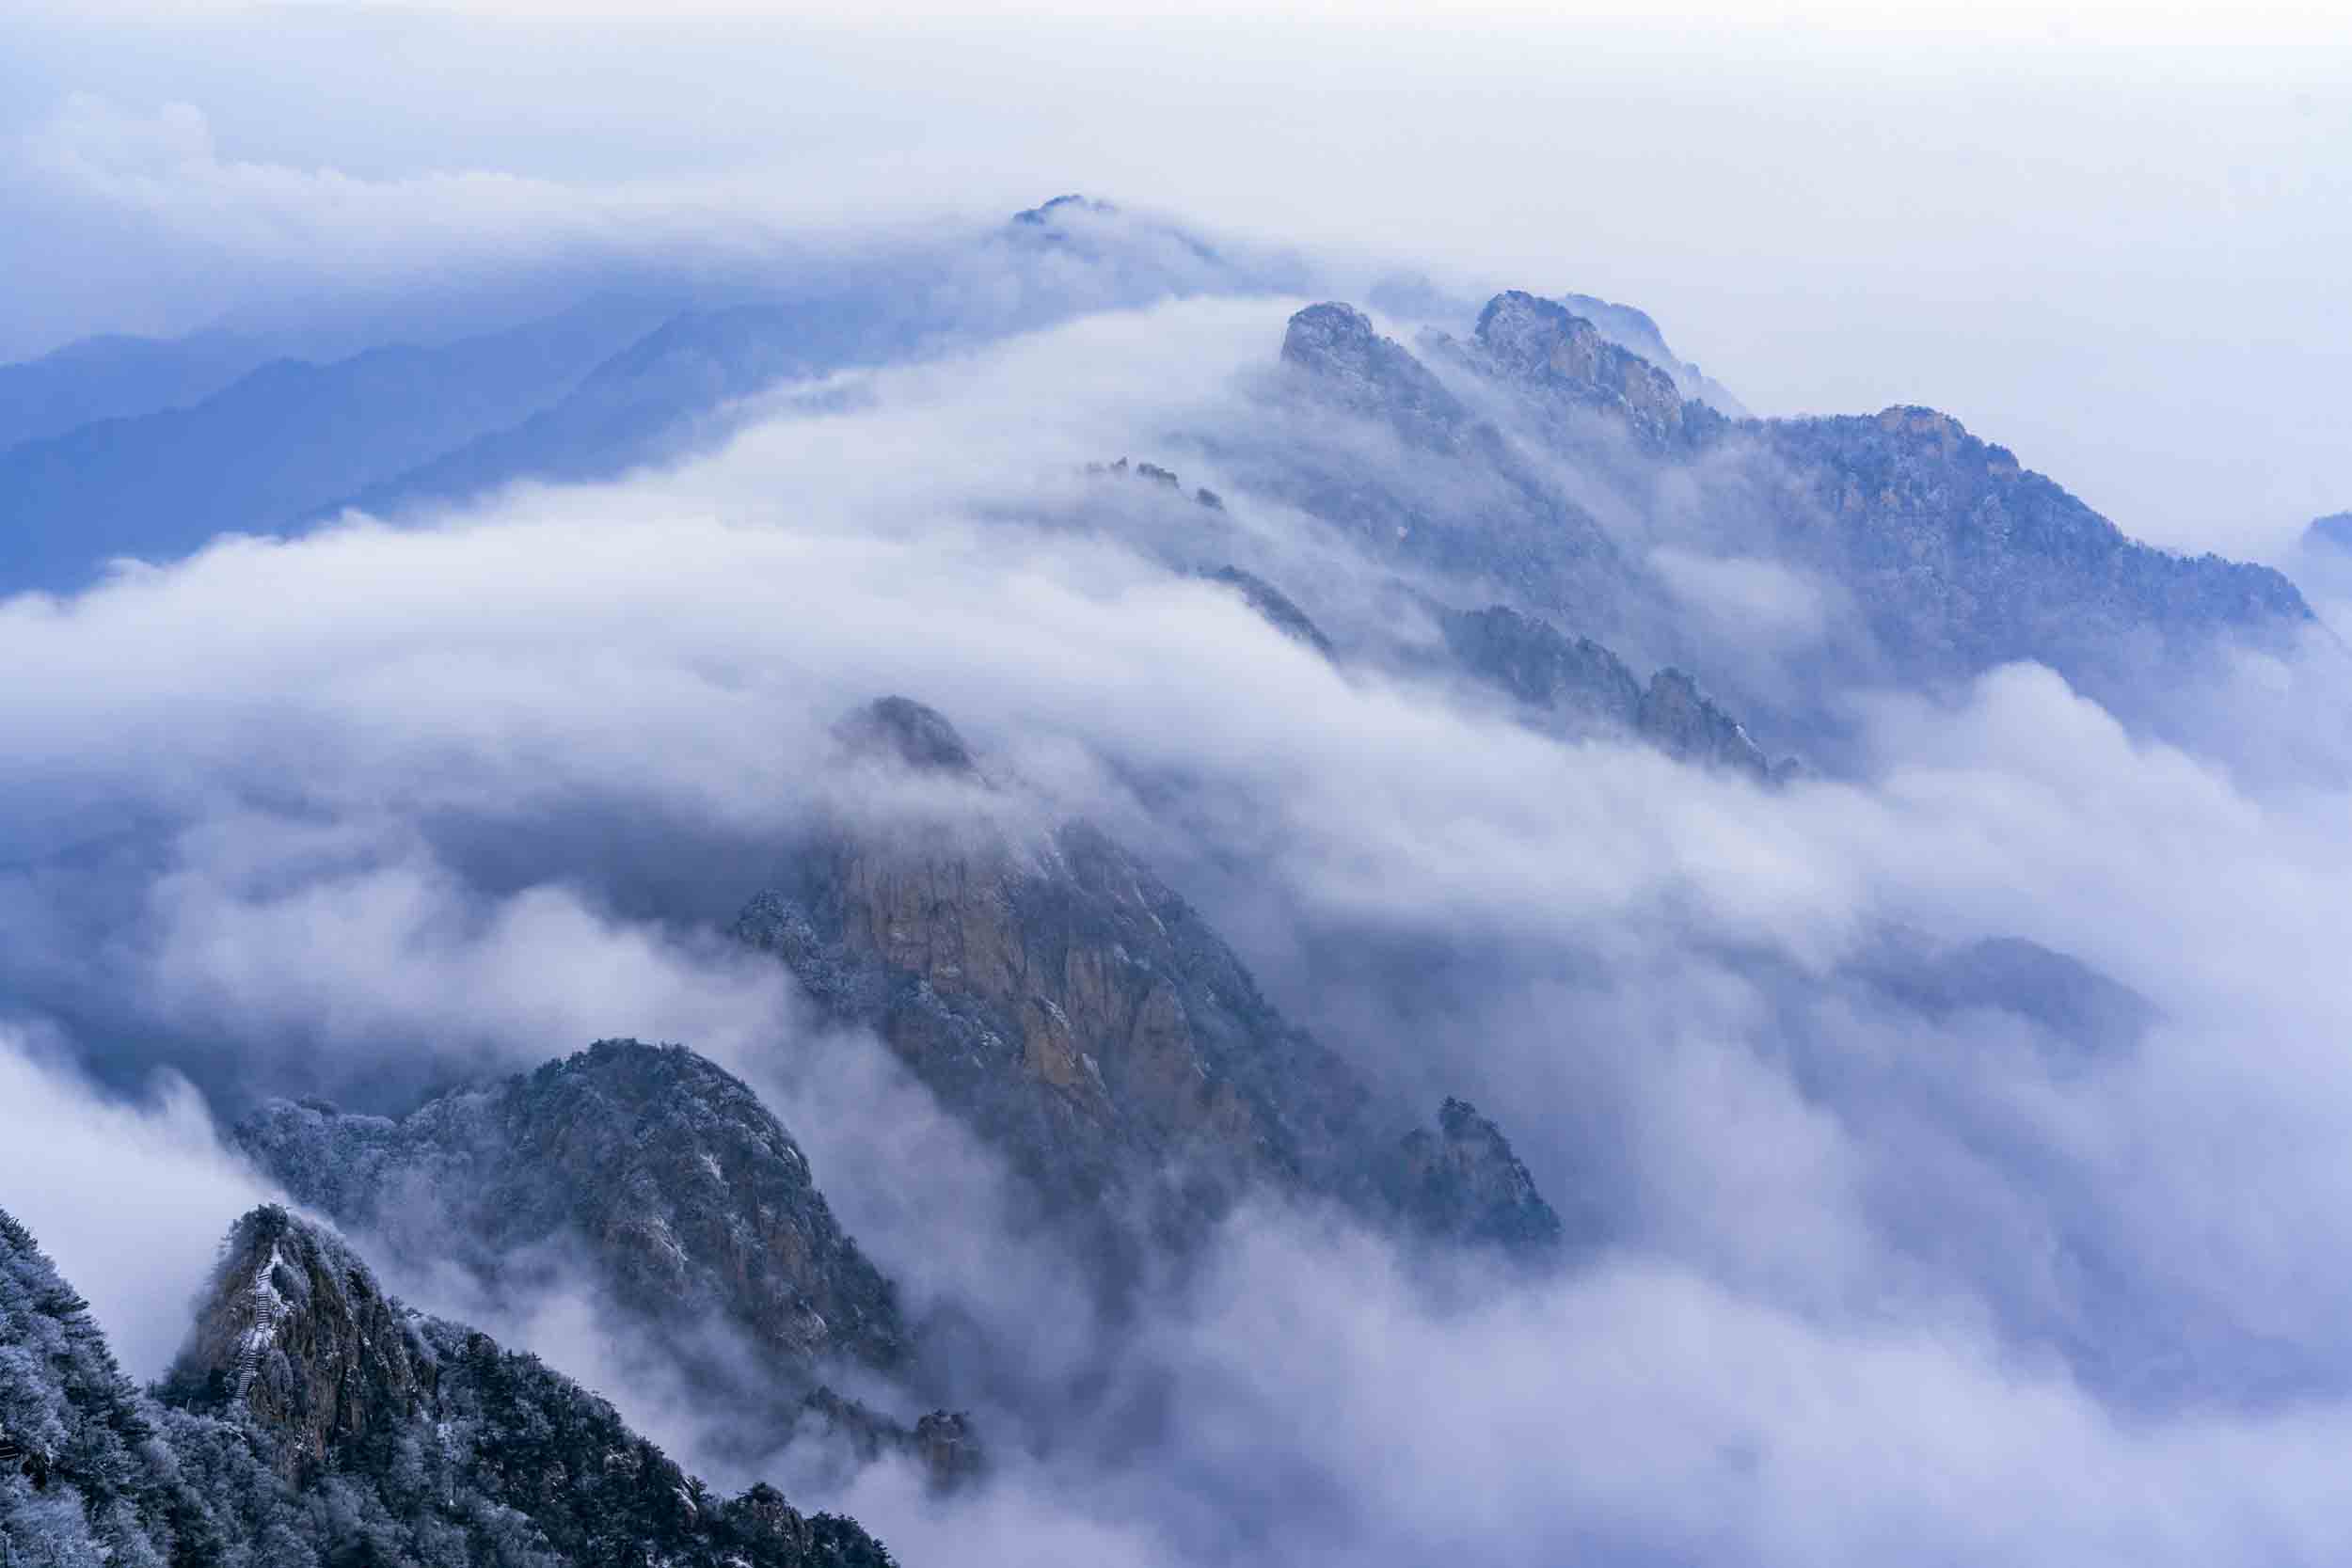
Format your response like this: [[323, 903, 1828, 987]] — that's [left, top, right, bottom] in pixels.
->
[[1754, 404, 2310, 684], [1441, 602, 1645, 736], [1377, 1100, 1565, 1253], [739, 698, 1573, 1278], [1204, 565, 1334, 657], [1468, 291, 1724, 452], [738, 811, 1370, 1241], [234, 1043, 996, 1493], [1263, 303, 1628, 633], [5, 1205, 897, 1566], [237, 1041, 906, 1378], [1085, 455, 1225, 510], [1262, 293, 2308, 740], [1636, 668, 1772, 780], [163, 1206, 433, 1483], [1279, 302, 1492, 457], [1557, 291, 1749, 417], [1440, 603, 1777, 779]]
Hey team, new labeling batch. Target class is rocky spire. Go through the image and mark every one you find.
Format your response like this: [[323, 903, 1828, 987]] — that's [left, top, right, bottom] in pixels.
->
[[162, 1206, 430, 1482], [1279, 302, 1478, 451], [1471, 291, 1696, 450], [835, 694, 978, 776]]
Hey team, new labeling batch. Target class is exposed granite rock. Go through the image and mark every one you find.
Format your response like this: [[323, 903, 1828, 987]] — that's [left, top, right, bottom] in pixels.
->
[[153, 1207, 896, 1566], [1279, 303, 1481, 454], [1265, 304, 1627, 633], [738, 699, 1576, 1275], [1204, 565, 1335, 657], [1440, 602, 1644, 735], [1469, 291, 1721, 452], [237, 1042, 905, 1377], [1084, 456, 1228, 511], [737, 806, 1368, 1236], [8, 1202, 895, 1564], [161, 1205, 433, 1483], [1557, 291, 1749, 418], [1265, 295, 2307, 731], [1440, 602, 1778, 778], [1636, 668, 1772, 781], [1377, 1099, 1565, 1254], [1752, 404, 2310, 683]]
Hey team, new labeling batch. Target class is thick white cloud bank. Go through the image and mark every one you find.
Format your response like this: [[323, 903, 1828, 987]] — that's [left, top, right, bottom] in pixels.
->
[[0, 282, 2349, 1562]]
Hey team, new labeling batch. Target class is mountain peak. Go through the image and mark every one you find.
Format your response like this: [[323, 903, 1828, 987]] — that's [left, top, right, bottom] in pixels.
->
[[164, 1205, 430, 1481], [1471, 291, 1693, 448], [1381, 1098, 1566, 1253], [1011, 193, 1116, 227], [836, 695, 977, 775], [1280, 302, 1475, 451]]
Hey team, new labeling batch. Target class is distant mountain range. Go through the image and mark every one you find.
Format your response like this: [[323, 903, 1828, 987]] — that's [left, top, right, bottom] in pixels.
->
[[1, 196, 2321, 1565]]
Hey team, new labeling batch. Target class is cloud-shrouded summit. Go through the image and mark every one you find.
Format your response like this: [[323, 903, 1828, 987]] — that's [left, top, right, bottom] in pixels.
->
[[5, 7, 2351, 1563]]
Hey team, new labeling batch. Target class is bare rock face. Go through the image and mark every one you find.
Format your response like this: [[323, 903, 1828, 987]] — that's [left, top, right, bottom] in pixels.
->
[[1441, 602, 1645, 736], [739, 800, 1366, 1227], [1279, 302, 1480, 453], [1636, 668, 1772, 780], [1556, 290, 1750, 417], [1756, 404, 2309, 687], [1470, 290, 1703, 451], [1269, 297, 2305, 740], [1379, 1100, 1565, 1253], [162, 1206, 431, 1482], [1440, 602, 1781, 779], [236, 1041, 908, 1379], [126, 1205, 904, 1565], [739, 699, 1573, 1276]]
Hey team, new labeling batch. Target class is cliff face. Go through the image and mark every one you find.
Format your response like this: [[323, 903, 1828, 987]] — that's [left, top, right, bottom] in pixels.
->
[[4, 1206, 898, 1568], [1378, 1099, 1567, 1253], [1263, 304, 1629, 637], [1557, 290, 1749, 417], [1267, 294, 2309, 738], [1439, 603, 1777, 779], [1470, 291, 1714, 453], [738, 813, 1369, 1236], [1754, 404, 2309, 682], [237, 1040, 907, 1380], [739, 698, 1567, 1277], [163, 1205, 432, 1484]]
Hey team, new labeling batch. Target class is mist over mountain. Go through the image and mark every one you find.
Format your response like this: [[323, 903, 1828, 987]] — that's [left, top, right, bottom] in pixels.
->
[[6, 23, 2352, 1558]]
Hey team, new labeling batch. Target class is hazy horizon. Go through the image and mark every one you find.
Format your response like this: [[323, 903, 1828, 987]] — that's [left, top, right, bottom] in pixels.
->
[[4, 2, 2345, 557]]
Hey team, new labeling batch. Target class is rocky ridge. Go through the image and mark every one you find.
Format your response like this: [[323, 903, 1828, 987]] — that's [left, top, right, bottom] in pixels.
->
[[1265, 293, 2310, 740], [2, 1204, 895, 1567], [735, 697, 1572, 1284], [233, 1040, 974, 1484]]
